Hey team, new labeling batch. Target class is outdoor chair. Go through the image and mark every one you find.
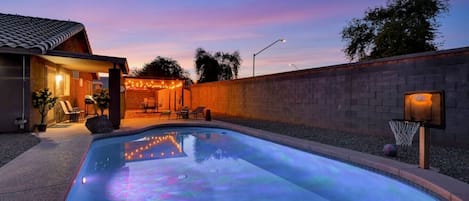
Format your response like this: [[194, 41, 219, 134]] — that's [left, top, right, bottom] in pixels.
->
[[176, 107, 189, 119], [65, 100, 83, 121], [190, 106, 206, 119], [59, 101, 80, 122]]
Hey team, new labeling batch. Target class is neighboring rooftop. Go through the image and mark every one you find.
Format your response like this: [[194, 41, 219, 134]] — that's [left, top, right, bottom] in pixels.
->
[[0, 13, 86, 54]]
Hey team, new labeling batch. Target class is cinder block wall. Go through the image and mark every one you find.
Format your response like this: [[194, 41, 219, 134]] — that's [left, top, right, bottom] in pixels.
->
[[191, 47, 469, 147]]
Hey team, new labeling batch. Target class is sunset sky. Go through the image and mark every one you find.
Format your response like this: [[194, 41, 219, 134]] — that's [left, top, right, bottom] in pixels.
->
[[2, 0, 468, 80]]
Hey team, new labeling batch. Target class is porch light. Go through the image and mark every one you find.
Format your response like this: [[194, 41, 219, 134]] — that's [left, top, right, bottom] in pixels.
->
[[55, 74, 63, 82]]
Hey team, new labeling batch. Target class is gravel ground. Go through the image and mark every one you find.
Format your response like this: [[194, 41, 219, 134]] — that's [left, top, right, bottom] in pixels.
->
[[0, 133, 40, 168], [215, 115, 469, 184]]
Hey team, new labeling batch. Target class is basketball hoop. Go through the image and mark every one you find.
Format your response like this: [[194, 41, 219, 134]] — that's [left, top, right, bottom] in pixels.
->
[[388, 119, 420, 146]]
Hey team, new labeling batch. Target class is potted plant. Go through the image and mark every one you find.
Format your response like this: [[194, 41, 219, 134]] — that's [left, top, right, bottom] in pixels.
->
[[93, 89, 111, 116], [32, 88, 57, 132], [85, 89, 114, 133]]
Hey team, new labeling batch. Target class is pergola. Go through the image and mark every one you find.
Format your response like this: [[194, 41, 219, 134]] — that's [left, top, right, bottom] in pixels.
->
[[123, 77, 186, 111]]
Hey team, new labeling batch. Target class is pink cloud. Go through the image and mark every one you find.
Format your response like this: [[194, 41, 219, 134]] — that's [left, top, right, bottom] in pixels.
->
[[55, 1, 366, 38]]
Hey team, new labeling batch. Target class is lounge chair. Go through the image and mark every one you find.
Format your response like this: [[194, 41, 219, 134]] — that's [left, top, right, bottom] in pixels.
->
[[190, 106, 206, 119], [65, 100, 80, 112], [59, 101, 80, 122], [65, 100, 83, 121]]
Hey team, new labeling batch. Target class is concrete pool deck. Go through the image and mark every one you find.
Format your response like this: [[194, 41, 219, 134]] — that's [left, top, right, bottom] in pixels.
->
[[0, 118, 467, 201]]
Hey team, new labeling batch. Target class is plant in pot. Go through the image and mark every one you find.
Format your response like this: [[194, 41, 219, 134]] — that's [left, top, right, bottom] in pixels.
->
[[94, 89, 111, 116], [85, 89, 114, 134], [32, 88, 58, 132]]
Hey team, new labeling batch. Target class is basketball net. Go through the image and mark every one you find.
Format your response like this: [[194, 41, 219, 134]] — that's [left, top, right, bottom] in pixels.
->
[[388, 120, 420, 146]]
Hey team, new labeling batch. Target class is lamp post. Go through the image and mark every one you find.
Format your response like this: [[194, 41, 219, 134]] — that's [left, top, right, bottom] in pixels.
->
[[253, 38, 286, 77], [289, 63, 298, 69]]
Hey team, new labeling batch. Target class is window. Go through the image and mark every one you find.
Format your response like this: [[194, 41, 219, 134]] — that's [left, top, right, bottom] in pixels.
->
[[55, 73, 70, 96]]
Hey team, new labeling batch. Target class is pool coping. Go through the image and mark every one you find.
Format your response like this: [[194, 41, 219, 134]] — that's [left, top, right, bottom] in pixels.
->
[[72, 121, 468, 201]]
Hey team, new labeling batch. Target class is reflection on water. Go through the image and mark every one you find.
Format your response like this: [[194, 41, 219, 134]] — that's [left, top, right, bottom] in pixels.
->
[[124, 132, 185, 162], [193, 133, 239, 163]]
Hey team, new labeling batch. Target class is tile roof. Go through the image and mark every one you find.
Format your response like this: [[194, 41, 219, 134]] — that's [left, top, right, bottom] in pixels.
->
[[0, 13, 85, 54]]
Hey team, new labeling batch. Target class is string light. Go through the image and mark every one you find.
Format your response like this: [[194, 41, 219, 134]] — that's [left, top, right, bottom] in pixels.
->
[[124, 78, 183, 90]]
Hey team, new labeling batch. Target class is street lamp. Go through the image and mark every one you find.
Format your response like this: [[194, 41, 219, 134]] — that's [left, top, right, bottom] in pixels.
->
[[289, 63, 298, 69], [253, 38, 286, 77]]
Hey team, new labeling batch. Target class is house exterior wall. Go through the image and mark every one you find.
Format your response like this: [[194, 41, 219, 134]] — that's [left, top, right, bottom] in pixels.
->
[[0, 54, 30, 133], [72, 72, 94, 112], [29, 56, 100, 126], [30, 56, 57, 127], [157, 88, 183, 111], [125, 90, 157, 110], [191, 47, 469, 147], [29, 56, 85, 126]]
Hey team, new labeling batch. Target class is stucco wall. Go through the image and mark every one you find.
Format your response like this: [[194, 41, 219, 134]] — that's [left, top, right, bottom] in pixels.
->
[[125, 90, 157, 110], [29, 56, 86, 126], [74, 73, 95, 112], [0, 54, 30, 133], [191, 47, 469, 147], [30, 56, 56, 127]]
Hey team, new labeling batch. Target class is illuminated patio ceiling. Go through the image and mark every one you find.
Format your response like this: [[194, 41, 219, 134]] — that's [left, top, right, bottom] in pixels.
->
[[0, 47, 128, 74], [40, 50, 129, 74]]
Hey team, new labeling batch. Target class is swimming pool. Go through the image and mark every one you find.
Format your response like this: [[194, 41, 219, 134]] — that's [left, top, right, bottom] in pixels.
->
[[66, 127, 440, 201]]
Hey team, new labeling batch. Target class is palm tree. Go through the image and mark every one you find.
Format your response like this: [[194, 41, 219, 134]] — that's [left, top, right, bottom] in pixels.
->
[[195, 48, 242, 83]]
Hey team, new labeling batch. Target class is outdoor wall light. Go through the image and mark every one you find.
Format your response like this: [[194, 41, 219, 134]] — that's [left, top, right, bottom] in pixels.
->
[[55, 74, 63, 82]]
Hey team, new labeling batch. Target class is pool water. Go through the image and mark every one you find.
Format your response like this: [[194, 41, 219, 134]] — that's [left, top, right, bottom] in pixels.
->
[[66, 127, 440, 201]]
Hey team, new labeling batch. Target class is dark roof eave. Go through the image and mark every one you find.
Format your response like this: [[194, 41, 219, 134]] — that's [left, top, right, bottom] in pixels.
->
[[80, 28, 93, 54], [0, 46, 42, 55]]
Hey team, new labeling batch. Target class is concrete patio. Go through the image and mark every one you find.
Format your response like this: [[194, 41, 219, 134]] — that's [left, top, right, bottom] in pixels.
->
[[0, 117, 467, 201]]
